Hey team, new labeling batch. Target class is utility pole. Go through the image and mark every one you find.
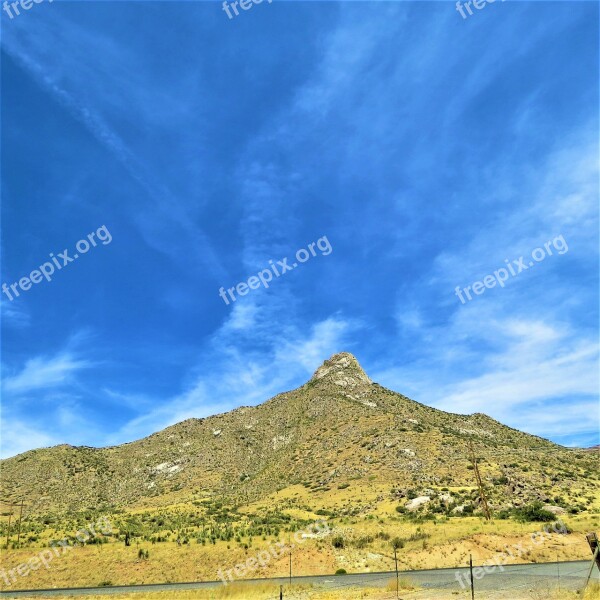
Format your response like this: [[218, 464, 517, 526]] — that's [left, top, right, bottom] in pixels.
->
[[280, 584, 283, 599], [288, 531, 292, 587], [468, 440, 491, 520], [394, 546, 399, 599], [5, 509, 12, 548], [586, 533, 600, 571], [16, 500, 24, 546], [469, 554, 475, 600], [583, 532, 600, 592]]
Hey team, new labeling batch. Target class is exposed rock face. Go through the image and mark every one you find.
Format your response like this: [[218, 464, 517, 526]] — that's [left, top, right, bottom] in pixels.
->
[[312, 352, 373, 388]]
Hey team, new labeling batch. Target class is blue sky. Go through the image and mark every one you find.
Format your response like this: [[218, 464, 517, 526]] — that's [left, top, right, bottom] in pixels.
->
[[1, 1, 598, 458]]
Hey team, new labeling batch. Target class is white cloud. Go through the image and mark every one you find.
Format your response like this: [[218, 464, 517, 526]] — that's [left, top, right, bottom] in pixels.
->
[[2, 15, 228, 282], [107, 315, 358, 444], [0, 418, 59, 458], [374, 311, 599, 444], [1, 301, 30, 328], [2, 352, 91, 394]]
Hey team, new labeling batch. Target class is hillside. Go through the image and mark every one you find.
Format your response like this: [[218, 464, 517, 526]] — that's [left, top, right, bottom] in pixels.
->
[[1, 352, 597, 517]]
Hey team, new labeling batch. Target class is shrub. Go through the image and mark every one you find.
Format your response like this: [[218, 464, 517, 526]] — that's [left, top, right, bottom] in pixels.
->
[[514, 502, 555, 522], [335, 568, 347, 575], [354, 535, 373, 549], [391, 537, 405, 549], [332, 535, 345, 549]]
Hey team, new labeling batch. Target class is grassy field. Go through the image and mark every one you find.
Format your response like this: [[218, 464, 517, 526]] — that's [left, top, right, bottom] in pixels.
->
[[0, 513, 598, 591]]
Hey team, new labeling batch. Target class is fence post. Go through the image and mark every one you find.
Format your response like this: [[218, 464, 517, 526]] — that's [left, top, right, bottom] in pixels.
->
[[469, 554, 475, 600], [394, 546, 399, 599]]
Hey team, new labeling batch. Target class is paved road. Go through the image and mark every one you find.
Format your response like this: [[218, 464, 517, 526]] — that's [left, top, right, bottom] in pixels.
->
[[0, 560, 597, 597]]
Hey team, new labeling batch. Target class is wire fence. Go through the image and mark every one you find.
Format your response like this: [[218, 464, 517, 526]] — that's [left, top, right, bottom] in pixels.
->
[[178, 560, 599, 600]]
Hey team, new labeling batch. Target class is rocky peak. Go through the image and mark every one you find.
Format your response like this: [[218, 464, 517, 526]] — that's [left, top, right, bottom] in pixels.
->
[[311, 352, 372, 388]]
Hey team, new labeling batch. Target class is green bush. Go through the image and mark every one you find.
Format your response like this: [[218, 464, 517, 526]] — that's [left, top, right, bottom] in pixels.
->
[[391, 537, 405, 549], [335, 568, 347, 575], [514, 502, 555, 522]]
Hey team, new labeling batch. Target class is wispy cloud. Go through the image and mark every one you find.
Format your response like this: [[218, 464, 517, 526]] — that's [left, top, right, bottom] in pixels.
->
[[107, 314, 358, 444], [1, 1, 596, 454], [1, 300, 30, 328], [2, 12, 228, 282], [2, 352, 91, 394], [0, 417, 59, 459]]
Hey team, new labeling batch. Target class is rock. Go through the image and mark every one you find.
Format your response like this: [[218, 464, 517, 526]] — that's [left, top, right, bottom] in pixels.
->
[[312, 353, 373, 388], [543, 504, 566, 515], [406, 496, 431, 511]]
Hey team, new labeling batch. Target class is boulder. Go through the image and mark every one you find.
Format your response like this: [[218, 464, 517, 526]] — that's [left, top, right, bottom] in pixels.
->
[[405, 496, 431, 511]]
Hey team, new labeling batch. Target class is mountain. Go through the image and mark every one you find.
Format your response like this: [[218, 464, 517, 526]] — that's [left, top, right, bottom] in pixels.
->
[[1, 352, 597, 517]]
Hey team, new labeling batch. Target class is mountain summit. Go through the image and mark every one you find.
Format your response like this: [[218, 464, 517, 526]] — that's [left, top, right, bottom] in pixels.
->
[[312, 352, 373, 387]]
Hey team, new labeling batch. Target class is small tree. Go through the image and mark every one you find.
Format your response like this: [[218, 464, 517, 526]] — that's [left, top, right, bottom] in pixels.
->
[[391, 537, 405, 550]]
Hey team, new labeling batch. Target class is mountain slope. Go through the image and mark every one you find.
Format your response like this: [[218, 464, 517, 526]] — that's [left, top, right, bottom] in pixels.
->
[[1, 352, 597, 516]]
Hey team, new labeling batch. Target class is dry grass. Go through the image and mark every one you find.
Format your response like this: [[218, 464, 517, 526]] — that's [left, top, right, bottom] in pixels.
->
[[1, 517, 597, 591]]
